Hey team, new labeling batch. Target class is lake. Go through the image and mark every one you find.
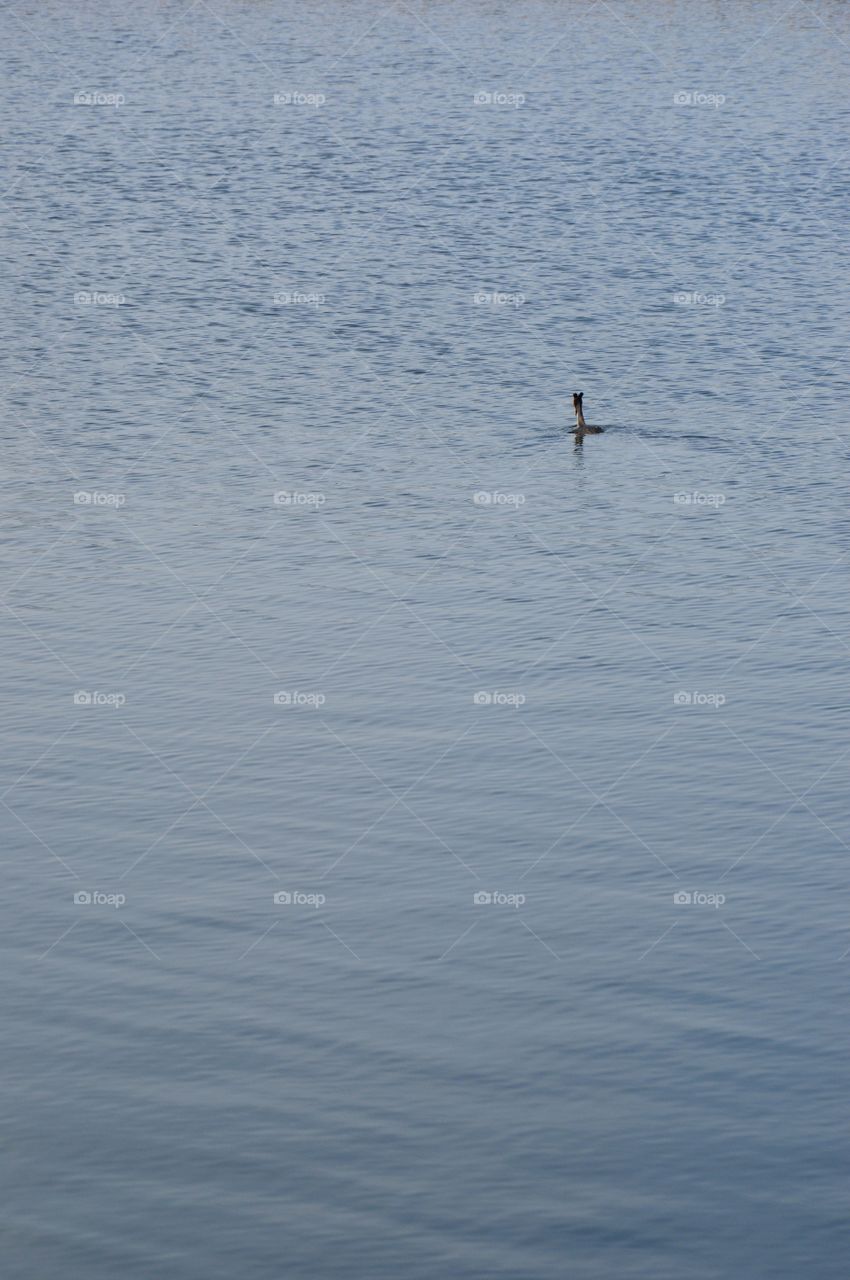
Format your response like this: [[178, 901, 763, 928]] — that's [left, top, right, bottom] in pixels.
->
[[2, 1, 850, 1276]]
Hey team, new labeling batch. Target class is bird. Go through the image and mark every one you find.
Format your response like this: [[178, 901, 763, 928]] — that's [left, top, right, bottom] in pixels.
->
[[571, 391, 603, 436]]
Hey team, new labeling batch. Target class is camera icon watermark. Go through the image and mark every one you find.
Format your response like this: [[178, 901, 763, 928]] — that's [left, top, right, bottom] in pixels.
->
[[273, 491, 326, 507], [473, 90, 525, 108], [73, 690, 126, 707], [473, 691, 526, 707], [273, 690, 326, 707], [273, 890, 326, 907], [74, 490, 125, 507], [673, 890, 725, 908], [673, 491, 725, 507], [473, 890, 526, 908], [74, 889, 126, 908], [672, 691, 725, 708], [673, 90, 725, 108]]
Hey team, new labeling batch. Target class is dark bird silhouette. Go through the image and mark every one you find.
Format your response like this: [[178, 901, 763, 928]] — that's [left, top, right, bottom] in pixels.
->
[[571, 391, 603, 437]]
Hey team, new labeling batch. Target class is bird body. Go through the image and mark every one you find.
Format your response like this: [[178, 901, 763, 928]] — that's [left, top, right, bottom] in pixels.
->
[[571, 391, 603, 435]]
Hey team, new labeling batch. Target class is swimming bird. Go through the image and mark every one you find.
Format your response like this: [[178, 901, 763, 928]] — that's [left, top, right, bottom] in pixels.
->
[[571, 391, 603, 435]]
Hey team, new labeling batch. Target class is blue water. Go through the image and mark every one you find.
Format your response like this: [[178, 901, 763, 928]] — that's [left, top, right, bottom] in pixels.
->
[[3, 1, 850, 1275]]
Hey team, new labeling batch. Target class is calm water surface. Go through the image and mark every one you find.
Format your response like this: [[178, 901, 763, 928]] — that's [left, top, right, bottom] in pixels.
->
[[3, 1, 850, 1276]]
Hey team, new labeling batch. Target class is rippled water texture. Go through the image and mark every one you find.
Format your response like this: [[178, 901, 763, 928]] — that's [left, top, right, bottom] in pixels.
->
[[3, 1, 850, 1276]]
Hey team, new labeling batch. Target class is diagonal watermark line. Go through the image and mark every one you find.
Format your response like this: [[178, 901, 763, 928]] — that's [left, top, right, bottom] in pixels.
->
[[396, 600, 481, 676], [149, 0, 206, 50], [121, 723, 204, 801], [600, 804, 681, 878], [523, 0, 600, 75], [520, 724, 679, 879], [317, 721, 479, 877], [0, 521, 81, 600], [217, 416, 281, 482], [726, 0, 803, 69], [318, 731, 477, 878], [638, 920, 678, 960], [313, 511, 489, 682], [718, 537, 850, 680], [5, 8, 86, 81], [717, 721, 850, 856], [120, 918, 162, 960], [318, 596, 403, 681], [321, 921, 361, 960], [517, 520, 678, 680], [724, 536, 850, 662], [393, 0, 477, 72], [194, 0, 282, 75], [718, 613, 784, 680], [118, 803, 198, 881], [524, 721, 674, 806], [199, 803, 281, 879], [120, 600, 199, 680], [117, 520, 281, 680], [0, 602, 80, 679], [435, 920, 478, 961], [119, 521, 280, 681], [319, 796, 402, 878], [596, 0, 675, 70], [197, 722, 281, 799], [117, 424, 179, 484], [38, 919, 80, 960], [317, 518, 403, 599], [1, 410, 81, 481], [326, 3, 400, 70], [238, 919, 279, 960], [718, 918, 761, 960], [519, 916, 562, 961], [596, 601, 681, 681], [719, 746, 850, 880], [728, 533, 849, 608], [0, 799, 80, 877], [1, 722, 80, 801], [118, 723, 279, 879], [317, 518, 483, 676]]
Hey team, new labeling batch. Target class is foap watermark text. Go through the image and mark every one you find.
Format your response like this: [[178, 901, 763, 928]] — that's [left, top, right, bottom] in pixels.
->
[[673, 691, 725, 708], [74, 691, 126, 707], [474, 691, 525, 707], [274, 91, 326, 107], [674, 491, 725, 507], [273, 691, 325, 707], [75, 291, 125, 307], [673, 291, 725, 307], [473, 491, 525, 507], [473, 290, 525, 308], [473, 90, 525, 108], [273, 890, 326, 907], [273, 291, 325, 307], [473, 890, 526, 907], [673, 890, 725, 908], [74, 91, 124, 107], [274, 491, 325, 507], [74, 490, 125, 507], [74, 890, 126, 908], [673, 90, 725, 108]]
